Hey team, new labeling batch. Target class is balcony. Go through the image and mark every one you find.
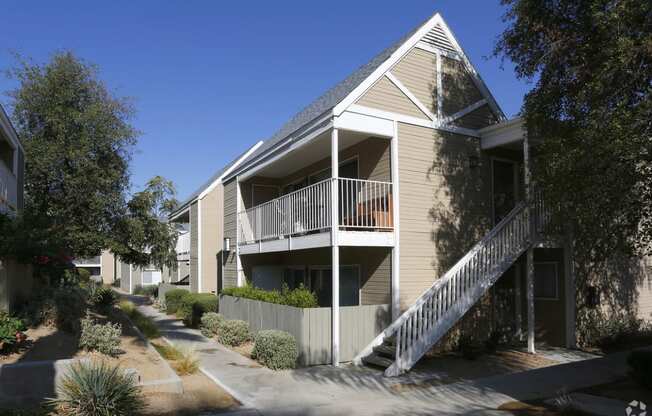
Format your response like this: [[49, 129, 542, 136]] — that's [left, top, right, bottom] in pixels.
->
[[238, 178, 394, 253], [0, 159, 17, 215], [74, 256, 102, 266]]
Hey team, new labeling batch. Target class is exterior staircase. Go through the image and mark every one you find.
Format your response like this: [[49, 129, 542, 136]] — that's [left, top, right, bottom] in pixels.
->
[[356, 198, 548, 376]]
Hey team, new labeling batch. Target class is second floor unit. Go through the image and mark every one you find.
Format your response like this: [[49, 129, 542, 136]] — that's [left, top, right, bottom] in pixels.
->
[[0, 105, 25, 216]]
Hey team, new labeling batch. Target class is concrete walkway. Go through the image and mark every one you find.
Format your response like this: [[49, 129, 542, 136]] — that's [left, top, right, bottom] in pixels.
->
[[127, 294, 641, 415]]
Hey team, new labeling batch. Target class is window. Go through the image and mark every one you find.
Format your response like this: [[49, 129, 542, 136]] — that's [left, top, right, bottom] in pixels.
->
[[0, 137, 14, 173], [309, 265, 360, 307], [534, 262, 558, 300], [283, 267, 306, 290]]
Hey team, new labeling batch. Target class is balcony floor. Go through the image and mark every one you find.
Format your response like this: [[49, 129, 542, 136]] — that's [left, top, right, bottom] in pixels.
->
[[239, 230, 395, 255]]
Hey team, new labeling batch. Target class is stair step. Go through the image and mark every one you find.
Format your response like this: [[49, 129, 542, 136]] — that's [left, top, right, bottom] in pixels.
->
[[362, 353, 394, 369], [373, 344, 396, 357]]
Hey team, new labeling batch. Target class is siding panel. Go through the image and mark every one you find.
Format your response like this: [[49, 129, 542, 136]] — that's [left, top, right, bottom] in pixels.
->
[[356, 77, 429, 120], [190, 202, 199, 293]]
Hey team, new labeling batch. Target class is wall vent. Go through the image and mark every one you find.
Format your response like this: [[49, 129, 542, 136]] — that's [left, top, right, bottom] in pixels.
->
[[421, 24, 456, 52]]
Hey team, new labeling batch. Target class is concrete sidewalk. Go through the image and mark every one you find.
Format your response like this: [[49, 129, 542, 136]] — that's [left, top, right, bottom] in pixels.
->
[[128, 294, 640, 415]]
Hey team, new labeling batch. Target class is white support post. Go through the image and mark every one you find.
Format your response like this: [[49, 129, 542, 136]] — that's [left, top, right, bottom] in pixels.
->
[[564, 239, 576, 348], [331, 127, 340, 367], [523, 131, 536, 354], [197, 198, 202, 293], [236, 176, 243, 287], [390, 121, 400, 321]]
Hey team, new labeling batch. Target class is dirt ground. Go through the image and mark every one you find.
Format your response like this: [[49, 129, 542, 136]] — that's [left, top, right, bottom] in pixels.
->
[[581, 376, 652, 404], [0, 310, 170, 383], [144, 372, 238, 415]]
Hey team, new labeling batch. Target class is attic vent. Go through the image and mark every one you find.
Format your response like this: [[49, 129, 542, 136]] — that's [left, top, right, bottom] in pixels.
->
[[421, 24, 456, 52]]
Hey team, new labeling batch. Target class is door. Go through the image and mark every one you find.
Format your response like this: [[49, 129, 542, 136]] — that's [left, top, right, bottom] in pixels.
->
[[492, 159, 518, 224]]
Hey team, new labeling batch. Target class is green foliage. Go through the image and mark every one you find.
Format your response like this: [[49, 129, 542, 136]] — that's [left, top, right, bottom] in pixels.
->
[[199, 312, 224, 337], [164, 289, 189, 314], [8, 51, 137, 258], [53, 361, 145, 416], [118, 301, 160, 340], [79, 316, 122, 356], [217, 320, 250, 347], [628, 350, 652, 389], [77, 268, 91, 284], [177, 293, 219, 328], [495, 0, 652, 262], [222, 284, 318, 308], [457, 334, 483, 360], [0, 314, 26, 346], [111, 177, 179, 271], [133, 284, 158, 298], [152, 342, 183, 361], [252, 330, 298, 370], [89, 287, 117, 312], [49, 287, 88, 333]]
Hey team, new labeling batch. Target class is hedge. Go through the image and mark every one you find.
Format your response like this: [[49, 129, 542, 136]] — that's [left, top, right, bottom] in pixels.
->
[[252, 330, 298, 370], [221, 284, 317, 308], [177, 293, 219, 328], [217, 319, 250, 346], [164, 289, 189, 314]]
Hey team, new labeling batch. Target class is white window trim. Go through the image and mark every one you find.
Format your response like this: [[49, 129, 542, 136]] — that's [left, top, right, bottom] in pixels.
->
[[534, 261, 559, 301]]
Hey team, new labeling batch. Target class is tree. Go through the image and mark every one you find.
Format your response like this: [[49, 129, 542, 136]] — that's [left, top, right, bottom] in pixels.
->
[[111, 176, 179, 271], [496, 0, 651, 343], [7, 51, 137, 257]]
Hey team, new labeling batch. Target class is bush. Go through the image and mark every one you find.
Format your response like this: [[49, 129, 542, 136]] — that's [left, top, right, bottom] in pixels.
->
[[77, 268, 91, 284], [222, 283, 317, 308], [252, 330, 298, 370], [53, 361, 145, 416], [628, 350, 652, 389], [119, 300, 160, 339], [79, 316, 122, 356], [89, 287, 117, 312], [164, 289, 189, 314], [0, 314, 26, 346], [45, 287, 88, 333], [134, 284, 158, 298], [177, 293, 219, 328], [217, 319, 250, 347], [200, 312, 224, 337]]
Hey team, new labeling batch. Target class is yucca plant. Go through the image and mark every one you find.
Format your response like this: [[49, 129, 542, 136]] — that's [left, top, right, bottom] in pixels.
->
[[53, 361, 146, 416]]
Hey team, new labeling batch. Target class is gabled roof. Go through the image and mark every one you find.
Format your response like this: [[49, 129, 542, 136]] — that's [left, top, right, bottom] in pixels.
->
[[0, 103, 24, 152], [169, 140, 263, 218], [225, 12, 505, 180]]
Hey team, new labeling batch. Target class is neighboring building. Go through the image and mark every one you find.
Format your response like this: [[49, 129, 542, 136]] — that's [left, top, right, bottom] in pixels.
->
[[74, 250, 116, 284], [168, 142, 262, 294], [0, 104, 32, 312]]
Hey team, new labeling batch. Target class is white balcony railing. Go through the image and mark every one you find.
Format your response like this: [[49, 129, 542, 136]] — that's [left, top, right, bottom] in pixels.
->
[[176, 231, 190, 260], [0, 159, 17, 214], [238, 178, 393, 245]]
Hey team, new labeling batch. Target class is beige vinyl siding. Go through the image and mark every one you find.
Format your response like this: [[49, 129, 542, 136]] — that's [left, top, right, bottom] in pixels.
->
[[441, 56, 483, 117], [453, 104, 497, 130], [200, 185, 224, 294], [397, 122, 491, 308], [119, 262, 130, 293], [222, 179, 238, 288], [190, 202, 199, 293], [391, 48, 438, 114], [356, 77, 429, 120], [16, 147, 24, 211]]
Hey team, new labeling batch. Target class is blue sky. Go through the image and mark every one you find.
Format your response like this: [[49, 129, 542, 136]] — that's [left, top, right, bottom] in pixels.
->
[[0, 1, 531, 200]]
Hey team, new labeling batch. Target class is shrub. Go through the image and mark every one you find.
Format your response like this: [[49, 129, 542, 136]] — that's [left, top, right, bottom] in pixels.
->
[[164, 289, 189, 314], [0, 314, 26, 346], [222, 283, 317, 308], [200, 312, 224, 337], [177, 293, 219, 328], [77, 268, 91, 284], [119, 301, 160, 339], [217, 319, 250, 347], [628, 350, 652, 389], [89, 287, 117, 312], [79, 317, 122, 356], [53, 361, 145, 416], [133, 284, 158, 298], [44, 287, 87, 333], [252, 330, 298, 370]]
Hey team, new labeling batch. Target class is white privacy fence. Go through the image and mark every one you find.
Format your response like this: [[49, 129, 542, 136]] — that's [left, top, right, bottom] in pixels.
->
[[238, 178, 393, 245], [175, 231, 190, 260]]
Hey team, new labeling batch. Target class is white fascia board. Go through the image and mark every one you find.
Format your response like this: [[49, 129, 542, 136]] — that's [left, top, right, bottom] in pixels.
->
[[333, 13, 445, 117], [333, 111, 394, 138], [0, 106, 24, 152], [198, 140, 263, 200]]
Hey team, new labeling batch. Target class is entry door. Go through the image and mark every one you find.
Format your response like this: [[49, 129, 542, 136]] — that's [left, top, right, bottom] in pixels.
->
[[492, 159, 518, 225]]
